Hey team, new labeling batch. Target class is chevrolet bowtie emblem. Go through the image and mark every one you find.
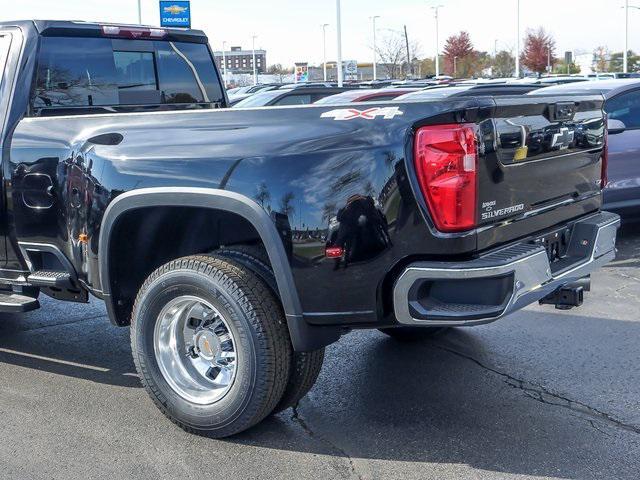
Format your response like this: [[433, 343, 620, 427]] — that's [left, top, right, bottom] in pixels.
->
[[163, 5, 188, 14]]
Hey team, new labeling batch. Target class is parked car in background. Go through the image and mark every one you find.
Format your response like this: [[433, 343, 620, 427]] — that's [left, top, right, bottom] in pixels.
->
[[395, 83, 544, 101], [227, 84, 281, 105], [314, 88, 421, 105], [531, 79, 640, 221], [232, 86, 355, 107]]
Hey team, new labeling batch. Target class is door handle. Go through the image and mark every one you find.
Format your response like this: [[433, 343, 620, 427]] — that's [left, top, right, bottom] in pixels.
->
[[87, 133, 124, 146]]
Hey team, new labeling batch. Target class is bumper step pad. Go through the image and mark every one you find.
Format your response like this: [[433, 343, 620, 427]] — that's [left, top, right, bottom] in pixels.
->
[[0, 292, 40, 313]]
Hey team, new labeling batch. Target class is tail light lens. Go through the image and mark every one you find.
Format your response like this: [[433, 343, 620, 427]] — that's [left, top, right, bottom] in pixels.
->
[[414, 124, 478, 232], [325, 246, 344, 258]]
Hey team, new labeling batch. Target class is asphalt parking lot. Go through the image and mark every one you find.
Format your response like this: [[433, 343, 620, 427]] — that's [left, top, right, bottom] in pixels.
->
[[0, 225, 638, 480]]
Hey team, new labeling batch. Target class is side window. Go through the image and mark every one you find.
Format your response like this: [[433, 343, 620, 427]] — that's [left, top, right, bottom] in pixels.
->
[[0, 33, 11, 88], [605, 90, 640, 129], [33, 37, 119, 110], [113, 50, 160, 105], [155, 41, 223, 104], [32, 37, 224, 115], [274, 94, 312, 106]]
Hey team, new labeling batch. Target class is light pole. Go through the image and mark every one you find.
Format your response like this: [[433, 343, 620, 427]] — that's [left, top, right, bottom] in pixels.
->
[[322, 24, 329, 82], [547, 44, 551, 73], [222, 41, 227, 87], [454, 56, 458, 76], [252, 35, 258, 85], [371, 16, 380, 81], [336, 0, 343, 87], [432, 5, 444, 77], [515, 0, 521, 77], [624, 2, 640, 73], [137, 0, 142, 24]]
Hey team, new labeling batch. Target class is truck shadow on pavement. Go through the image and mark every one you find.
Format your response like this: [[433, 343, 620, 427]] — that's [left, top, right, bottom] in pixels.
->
[[232, 313, 640, 479], [0, 309, 140, 389]]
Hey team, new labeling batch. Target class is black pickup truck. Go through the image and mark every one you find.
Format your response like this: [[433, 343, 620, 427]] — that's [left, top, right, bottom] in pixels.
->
[[0, 21, 620, 437]]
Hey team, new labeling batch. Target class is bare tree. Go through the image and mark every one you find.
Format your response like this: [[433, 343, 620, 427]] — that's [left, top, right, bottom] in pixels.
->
[[254, 182, 271, 209], [267, 64, 293, 83], [593, 46, 610, 73], [279, 192, 295, 218], [375, 31, 420, 79]]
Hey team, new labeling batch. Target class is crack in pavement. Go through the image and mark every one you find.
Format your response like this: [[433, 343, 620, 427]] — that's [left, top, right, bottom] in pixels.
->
[[291, 406, 365, 480], [433, 344, 640, 436]]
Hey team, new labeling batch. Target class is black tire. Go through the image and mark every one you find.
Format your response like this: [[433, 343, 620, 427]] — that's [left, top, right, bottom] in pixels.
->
[[273, 348, 325, 413], [131, 254, 291, 437], [378, 326, 449, 342], [217, 244, 325, 413]]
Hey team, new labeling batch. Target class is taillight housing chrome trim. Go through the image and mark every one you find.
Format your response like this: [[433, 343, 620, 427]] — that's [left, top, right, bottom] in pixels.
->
[[413, 123, 479, 233]]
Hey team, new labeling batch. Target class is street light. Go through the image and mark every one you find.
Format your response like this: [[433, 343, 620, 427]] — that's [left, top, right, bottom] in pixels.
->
[[137, 0, 142, 24], [336, 0, 343, 87], [431, 5, 444, 77], [515, 0, 521, 78], [454, 56, 458, 76], [624, 1, 640, 73], [371, 16, 380, 81], [252, 35, 258, 85], [222, 41, 227, 87], [322, 24, 329, 82]]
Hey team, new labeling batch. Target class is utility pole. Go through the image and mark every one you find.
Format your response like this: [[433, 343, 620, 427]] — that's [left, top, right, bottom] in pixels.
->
[[515, 0, 521, 77], [322, 24, 329, 81], [371, 16, 380, 81], [222, 41, 227, 87], [252, 35, 258, 85], [547, 44, 551, 73], [432, 5, 443, 77], [137, 0, 142, 24], [404, 25, 412, 78], [336, 0, 343, 86], [454, 56, 458, 76]]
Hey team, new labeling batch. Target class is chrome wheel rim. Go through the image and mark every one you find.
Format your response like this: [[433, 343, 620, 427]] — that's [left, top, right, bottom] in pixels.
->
[[154, 296, 239, 405]]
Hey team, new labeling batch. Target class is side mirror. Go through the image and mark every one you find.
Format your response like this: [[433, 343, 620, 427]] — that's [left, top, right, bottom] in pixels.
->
[[608, 118, 627, 135]]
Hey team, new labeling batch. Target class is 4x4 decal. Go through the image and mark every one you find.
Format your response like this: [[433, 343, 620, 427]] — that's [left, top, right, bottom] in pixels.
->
[[320, 106, 404, 121]]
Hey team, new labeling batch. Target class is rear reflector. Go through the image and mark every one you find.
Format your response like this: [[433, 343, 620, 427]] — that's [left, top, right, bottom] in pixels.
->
[[101, 26, 167, 39], [414, 124, 478, 232]]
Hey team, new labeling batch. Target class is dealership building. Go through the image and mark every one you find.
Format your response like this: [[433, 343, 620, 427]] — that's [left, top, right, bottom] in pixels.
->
[[213, 46, 267, 74]]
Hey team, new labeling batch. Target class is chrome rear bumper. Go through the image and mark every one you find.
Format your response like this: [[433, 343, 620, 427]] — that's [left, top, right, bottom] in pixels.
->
[[393, 212, 620, 327]]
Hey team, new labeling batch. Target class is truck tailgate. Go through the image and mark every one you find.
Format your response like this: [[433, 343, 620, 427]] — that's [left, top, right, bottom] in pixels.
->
[[475, 94, 605, 249]]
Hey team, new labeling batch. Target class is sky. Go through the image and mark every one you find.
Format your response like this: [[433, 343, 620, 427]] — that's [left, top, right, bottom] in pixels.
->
[[1, 0, 637, 66]]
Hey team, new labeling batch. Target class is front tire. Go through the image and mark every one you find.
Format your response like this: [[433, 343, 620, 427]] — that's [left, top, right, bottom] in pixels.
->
[[131, 255, 291, 437]]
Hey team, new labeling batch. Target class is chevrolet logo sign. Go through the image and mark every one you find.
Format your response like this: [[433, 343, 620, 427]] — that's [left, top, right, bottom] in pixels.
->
[[163, 5, 188, 14]]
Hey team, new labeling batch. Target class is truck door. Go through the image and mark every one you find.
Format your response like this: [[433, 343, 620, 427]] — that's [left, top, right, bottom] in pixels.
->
[[0, 31, 15, 268]]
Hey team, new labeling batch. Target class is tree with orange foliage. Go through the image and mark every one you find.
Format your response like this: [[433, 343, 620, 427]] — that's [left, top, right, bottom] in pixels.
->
[[521, 28, 556, 75], [442, 31, 479, 78]]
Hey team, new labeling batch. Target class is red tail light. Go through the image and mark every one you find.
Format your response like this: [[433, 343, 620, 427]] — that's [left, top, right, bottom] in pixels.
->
[[414, 124, 478, 232], [325, 246, 344, 258]]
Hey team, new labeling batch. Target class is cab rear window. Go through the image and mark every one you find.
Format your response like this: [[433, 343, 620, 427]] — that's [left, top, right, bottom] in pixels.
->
[[31, 36, 224, 116]]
